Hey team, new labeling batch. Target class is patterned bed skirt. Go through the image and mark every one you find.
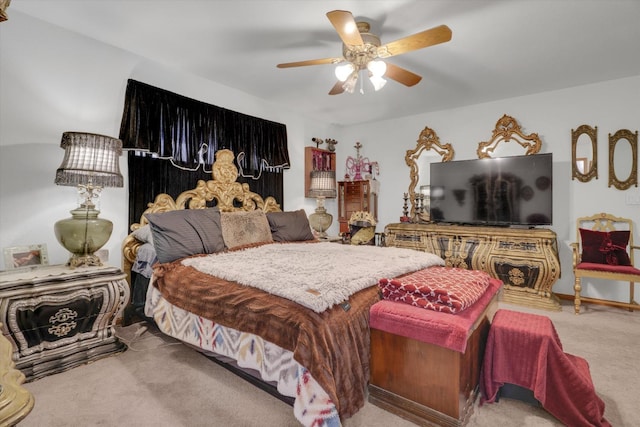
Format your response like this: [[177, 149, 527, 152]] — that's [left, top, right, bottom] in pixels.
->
[[145, 285, 342, 427]]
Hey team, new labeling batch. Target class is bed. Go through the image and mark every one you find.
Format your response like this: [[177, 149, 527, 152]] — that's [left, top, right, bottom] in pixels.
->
[[122, 149, 499, 426]]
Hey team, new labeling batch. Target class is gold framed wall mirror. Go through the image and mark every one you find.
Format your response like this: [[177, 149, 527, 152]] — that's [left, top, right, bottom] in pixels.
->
[[608, 129, 638, 190], [571, 124, 598, 182], [405, 126, 454, 221], [476, 114, 542, 159]]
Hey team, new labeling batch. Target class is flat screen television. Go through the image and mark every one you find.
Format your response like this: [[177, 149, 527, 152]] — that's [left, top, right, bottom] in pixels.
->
[[428, 153, 553, 226]]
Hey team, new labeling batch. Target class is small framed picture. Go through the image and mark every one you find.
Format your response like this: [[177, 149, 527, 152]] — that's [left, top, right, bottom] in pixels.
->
[[3, 244, 49, 270]]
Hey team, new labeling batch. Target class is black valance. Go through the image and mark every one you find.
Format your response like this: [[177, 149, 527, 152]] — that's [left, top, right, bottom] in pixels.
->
[[118, 79, 290, 178]]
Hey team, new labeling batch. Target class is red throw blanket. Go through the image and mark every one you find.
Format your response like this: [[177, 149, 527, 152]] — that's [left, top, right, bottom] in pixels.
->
[[378, 266, 491, 314], [481, 309, 610, 426]]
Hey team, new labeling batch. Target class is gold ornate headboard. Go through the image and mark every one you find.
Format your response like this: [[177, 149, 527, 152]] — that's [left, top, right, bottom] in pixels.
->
[[122, 149, 281, 284]]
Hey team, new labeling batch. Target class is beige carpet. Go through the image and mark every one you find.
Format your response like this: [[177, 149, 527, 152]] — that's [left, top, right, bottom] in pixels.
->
[[20, 300, 639, 426]]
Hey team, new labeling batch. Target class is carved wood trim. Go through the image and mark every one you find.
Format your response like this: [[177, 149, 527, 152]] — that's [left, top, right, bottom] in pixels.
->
[[477, 114, 542, 159]]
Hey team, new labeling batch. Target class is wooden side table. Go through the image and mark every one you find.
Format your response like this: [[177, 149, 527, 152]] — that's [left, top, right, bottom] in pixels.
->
[[0, 265, 130, 381]]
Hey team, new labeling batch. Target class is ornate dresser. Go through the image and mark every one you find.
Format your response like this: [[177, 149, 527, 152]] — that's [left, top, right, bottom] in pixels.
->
[[385, 222, 561, 310], [0, 264, 129, 381]]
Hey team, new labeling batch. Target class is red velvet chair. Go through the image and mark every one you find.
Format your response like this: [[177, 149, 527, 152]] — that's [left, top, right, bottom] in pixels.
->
[[571, 212, 640, 314]]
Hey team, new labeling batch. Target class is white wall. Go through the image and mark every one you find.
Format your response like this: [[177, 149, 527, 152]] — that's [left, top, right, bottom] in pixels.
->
[[1, 12, 638, 305]]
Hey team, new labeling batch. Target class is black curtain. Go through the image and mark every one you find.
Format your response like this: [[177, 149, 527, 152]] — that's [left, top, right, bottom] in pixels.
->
[[118, 80, 289, 225]]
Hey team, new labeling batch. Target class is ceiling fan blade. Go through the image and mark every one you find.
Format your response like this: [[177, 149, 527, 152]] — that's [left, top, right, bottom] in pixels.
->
[[326, 10, 364, 46], [379, 25, 452, 58], [277, 57, 342, 68], [385, 63, 422, 87], [329, 81, 345, 95]]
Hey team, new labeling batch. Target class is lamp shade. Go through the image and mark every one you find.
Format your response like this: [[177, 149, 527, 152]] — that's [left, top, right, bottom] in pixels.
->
[[308, 170, 337, 198], [55, 132, 123, 188]]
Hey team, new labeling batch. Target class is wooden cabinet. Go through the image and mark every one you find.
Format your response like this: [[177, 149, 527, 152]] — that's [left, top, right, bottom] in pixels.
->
[[304, 147, 336, 198], [338, 180, 378, 234], [384, 222, 561, 310], [0, 265, 130, 381]]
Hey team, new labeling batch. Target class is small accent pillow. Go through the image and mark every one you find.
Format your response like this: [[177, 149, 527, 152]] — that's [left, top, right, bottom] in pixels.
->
[[579, 228, 631, 266], [266, 209, 315, 242], [132, 224, 154, 245], [220, 210, 273, 249], [145, 208, 225, 263]]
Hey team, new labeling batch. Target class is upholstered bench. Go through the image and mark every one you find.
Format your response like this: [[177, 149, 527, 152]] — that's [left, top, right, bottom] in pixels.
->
[[481, 309, 610, 426], [368, 277, 502, 427]]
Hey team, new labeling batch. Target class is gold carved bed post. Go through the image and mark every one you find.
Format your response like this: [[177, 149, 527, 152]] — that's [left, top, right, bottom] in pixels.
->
[[122, 149, 281, 286]]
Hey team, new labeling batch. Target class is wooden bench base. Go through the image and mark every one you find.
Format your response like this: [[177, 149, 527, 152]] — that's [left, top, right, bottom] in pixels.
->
[[369, 308, 493, 426]]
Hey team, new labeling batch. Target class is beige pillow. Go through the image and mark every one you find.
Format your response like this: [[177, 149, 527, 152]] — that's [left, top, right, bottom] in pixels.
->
[[221, 210, 273, 249]]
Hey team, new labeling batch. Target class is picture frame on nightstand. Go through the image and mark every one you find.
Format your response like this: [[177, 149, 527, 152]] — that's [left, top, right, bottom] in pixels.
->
[[3, 244, 49, 270]]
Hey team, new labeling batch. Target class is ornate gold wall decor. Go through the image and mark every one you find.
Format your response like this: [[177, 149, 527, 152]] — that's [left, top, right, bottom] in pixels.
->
[[405, 126, 454, 220], [477, 114, 542, 159], [571, 124, 598, 182], [384, 222, 561, 310], [608, 129, 638, 190], [0, 0, 11, 22]]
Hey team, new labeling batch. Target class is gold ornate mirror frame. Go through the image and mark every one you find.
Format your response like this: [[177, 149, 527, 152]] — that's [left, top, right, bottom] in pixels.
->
[[405, 126, 454, 219], [608, 129, 638, 190], [571, 124, 598, 182], [477, 114, 542, 159]]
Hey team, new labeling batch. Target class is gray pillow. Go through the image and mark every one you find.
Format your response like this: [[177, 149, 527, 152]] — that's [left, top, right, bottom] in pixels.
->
[[266, 209, 315, 242], [131, 224, 154, 244], [145, 208, 225, 263]]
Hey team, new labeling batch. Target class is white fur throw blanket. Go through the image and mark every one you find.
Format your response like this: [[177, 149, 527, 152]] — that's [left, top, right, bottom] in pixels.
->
[[182, 242, 445, 312]]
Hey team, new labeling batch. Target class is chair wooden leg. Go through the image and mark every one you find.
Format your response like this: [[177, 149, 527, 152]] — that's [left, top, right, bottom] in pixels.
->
[[630, 281, 636, 312], [574, 276, 582, 315]]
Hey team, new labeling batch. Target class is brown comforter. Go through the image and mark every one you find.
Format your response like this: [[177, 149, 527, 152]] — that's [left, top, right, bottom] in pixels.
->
[[152, 258, 381, 419]]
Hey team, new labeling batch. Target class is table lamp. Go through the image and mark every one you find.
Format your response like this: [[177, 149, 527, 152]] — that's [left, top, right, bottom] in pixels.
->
[[54, 132, 123, 267], [308, 170, 336, 239]]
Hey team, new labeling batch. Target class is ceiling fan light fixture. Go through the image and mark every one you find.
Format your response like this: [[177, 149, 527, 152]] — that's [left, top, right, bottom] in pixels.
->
[[366, 59, 386, 78], [342, 71, 358, 94], [335, 62, 355, 82], [369, 75, 387, 91]]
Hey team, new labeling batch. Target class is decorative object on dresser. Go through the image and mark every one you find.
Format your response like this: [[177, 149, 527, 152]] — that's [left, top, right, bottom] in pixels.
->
[[571, 124, 598, 182], [405, 126, 454, 222], [571, 212, 640, 314], [385, 222, 561, 310], [54, 132, 123, 268], [3, 244, 48, 270], [0, 322, 34, 425], [348, 211, 377, 245], [608, 129, 638, 190], [0, 264, 130, 381], [307, 170, 337, 239]]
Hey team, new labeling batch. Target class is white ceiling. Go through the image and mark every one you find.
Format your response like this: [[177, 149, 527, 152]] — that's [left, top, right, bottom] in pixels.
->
[[9, 0, 640, 126]]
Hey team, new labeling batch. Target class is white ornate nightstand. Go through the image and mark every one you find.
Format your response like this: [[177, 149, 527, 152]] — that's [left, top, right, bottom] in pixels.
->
[[0, 264, 130, 381]]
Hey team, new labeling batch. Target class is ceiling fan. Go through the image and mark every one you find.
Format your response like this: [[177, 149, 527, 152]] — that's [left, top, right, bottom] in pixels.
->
[[277, 10, 452, 95]]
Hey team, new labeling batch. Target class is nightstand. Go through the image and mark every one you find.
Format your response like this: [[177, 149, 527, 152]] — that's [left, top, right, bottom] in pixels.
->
[[0, 264, 130, 381]]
